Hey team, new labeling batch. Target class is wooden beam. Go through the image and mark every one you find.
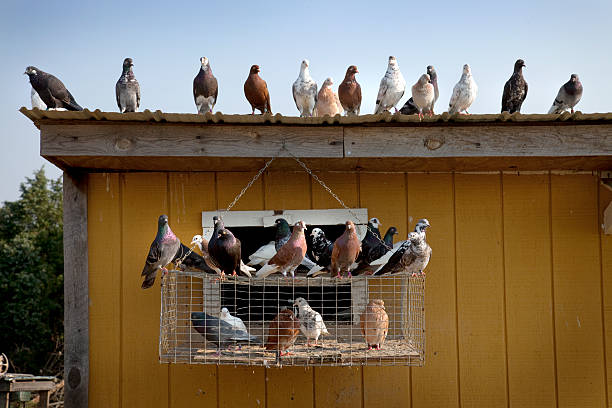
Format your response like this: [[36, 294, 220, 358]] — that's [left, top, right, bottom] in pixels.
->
[[604, 201, 612, 235], [63, 171, 88, 408]]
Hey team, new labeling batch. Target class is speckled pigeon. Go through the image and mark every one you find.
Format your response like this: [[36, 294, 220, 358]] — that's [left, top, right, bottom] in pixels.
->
[[338, 65, 361, 116], [116, 58, 140, 113], [24, 66, 83, 111], [244, 65, 271, 114], [191, 312, 261, 350], [292, 59, 317, 117], [548, 74, 583, 114], [448, 64, 478, 115], [374, 56, 406, 114], [331, 220, 362, 278], [400, 66, 438, 115], [193, 57, 218, 114], [141, 215, 181, 289], [256, 221, 308, 278], [293, 297, 328, 346], [502, 59, 528, 113], [309, 227, 334, 268], [374, 219, 431, 276]]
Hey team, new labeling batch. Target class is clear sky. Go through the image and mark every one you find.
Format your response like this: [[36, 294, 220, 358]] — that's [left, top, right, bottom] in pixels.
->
[[1, 0, 610, 202]]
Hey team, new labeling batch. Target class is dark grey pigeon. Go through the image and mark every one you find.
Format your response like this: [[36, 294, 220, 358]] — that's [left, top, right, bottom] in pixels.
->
[[193, 57, 218, 114], [357, 217, 382, 264], [548, 74, 583, 114], [173, 243, 217, 274], [374, 219, 431, 276], [274, 218, 291, 251], [208, 217, 243, 278], [191, 312, 261, 349], [501, 59, 528, 113], [400, 65, 438, 115], [116, 58, 140, 113], [141, 215, 181, 289], [24, 66, 83, 111], [366, 226, 398, 264]]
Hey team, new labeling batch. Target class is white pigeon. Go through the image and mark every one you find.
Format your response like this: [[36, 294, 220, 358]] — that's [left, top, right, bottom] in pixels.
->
[[294, 297, 329, 346], [246, 241, 276, 266], [411, 74, 435, 119], [191, 234, 255, 276], [448, 64, 478, 115], [374, 56, 406, 114], [30, 88, 46, 110], [219, 307, 248, 332], [292, 60, 318, 117]]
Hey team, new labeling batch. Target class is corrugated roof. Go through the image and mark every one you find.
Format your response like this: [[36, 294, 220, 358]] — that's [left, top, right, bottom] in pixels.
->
[[19, 107, 612, 129]]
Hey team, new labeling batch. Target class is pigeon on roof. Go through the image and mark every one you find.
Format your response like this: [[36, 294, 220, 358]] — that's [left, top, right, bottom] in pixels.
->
[[193, 57, 218, 114], [191, 234, 254, 276], [309, 227, 334, 268], [331, 221, 362, 278], [208, 218, 243, 279], [244, 65, 271, 114], [360, 299, 389, 350], [141, 215, 181, 289], [374, 56, 406, 114], [191, 312, 261, 350], [115, 58, 140, 113], [501, 59, 528, 113], [30, 88, 46, 110], [374, 219, 431, 276], [256, 221, 308, 278], [314, 78, 343, 117], [411, 74, 435, 119], [24, 66, 83, 111], [448, 64, 478, 115], [293, 297, 328, 346], [400, 65, 438, 115], [548, 74, 583, 114], [338, 65, 362, 116], [219, 307, 248, 332], [292, 59, 318, 117], [265, 308, 300, 356]]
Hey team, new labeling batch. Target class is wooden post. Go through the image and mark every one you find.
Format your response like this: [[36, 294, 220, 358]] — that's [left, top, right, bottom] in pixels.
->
[[63, 171, 88, 408]]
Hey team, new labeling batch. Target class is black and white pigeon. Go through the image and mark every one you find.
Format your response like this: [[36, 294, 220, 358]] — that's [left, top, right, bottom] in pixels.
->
[[548, 74, 583, 114], [400, 66, 438, 115], [193, 57, 218, 114], [448, 64, 478, 115], [358, 217, 383, 263], [24, 66, 83, 111], [208, 218, 243, 279], [141, 215, 181, 289], [310, 227, 334, 268], [191, 312, 261, 350], [30, 88, 46, 109], [374, 219, 431, 276], [116, 58, 140, 113], [374, 56, 406, 114], [293, 297, 329, 346], [501, 59, 528, 113], [292, 59, 318, 117]]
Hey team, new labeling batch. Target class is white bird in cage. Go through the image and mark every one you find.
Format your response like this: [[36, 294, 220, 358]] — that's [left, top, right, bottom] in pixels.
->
[[191, 234, 256, 276], [293, 298, 329, 346], [219, 307, 248, 332]]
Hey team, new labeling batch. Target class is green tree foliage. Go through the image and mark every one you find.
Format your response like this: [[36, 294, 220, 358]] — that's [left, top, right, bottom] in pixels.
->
[[0, 168, 63, 374]]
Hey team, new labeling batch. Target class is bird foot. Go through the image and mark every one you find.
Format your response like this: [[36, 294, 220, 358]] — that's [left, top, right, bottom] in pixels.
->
[[367, 346, 373, 351], [336, 273, 342, 279], [411, 272, 418, 277], [394, 107, 398, 113], [571, 109, 575, 114], [347, 271, 353, 278], [418, 113, 423, 121]]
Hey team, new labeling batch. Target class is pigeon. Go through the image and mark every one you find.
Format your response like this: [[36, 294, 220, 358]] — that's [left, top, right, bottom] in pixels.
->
[[502, 59, 528, 113], [411, 74, 435, 119], [141, 215, 181, 289], [338, 65, 362, 116], [191, 234, 254, 276], [448, 64, 478, 115], [360, 299, 389, 350], [173, 242, 217, 274], [548, 74, 583, 114], [358, 217, 383, 264], [374, 220, 431, 276], [265, 308, 300, 356], [365, 226, 398, 265], [219, 307, 248, 332], [208, 219, 242, 279], [331, 220, 362, 278], [292, 59, 318, 117], [293, 297, 329, 346], [30, 88, 46, 110], [374, 56, 406, 114], [274, 218, 292, 251], [314, 78, 343, 117], [309, 227, 334, 268], [193, 57, 218, 114], [244, 65, 271, 114], [246, 241, 276, 266], [115, 58, 140, 113], [400, 65, 438, 115], [191, 312, 261, 350], [371, 219, 430, 268], [24, 66, 83, 111], [256, 221, 308, 278]]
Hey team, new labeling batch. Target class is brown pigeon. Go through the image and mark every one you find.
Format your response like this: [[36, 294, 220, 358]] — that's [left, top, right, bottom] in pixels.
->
[[411, 74, 435, 120], [330, 220, 361, 278], [314, 78, 343, 117], [265, 308, 300, 356], [338, 65, 362, 116], [244, 65, 271, 114], [256, 221, 307, 278], [360, 299, 389, 350]]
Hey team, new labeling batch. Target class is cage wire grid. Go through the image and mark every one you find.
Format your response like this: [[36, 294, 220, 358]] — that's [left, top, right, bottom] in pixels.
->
[[159, 271, 425, 367]]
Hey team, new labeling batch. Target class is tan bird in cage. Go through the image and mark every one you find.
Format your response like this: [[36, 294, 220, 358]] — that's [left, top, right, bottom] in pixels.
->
[[360, 299, 389, 350]]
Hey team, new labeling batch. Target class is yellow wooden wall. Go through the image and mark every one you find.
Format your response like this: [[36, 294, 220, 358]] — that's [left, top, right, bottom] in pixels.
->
[[87, 171, 611, 408]]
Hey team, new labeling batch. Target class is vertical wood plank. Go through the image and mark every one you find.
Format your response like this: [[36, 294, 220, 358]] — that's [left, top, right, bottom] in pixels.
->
[[311, 172, 359, 209], [407, 174, 460, 408], [64, 171, 89, 408], [552, 174, 606, 407], [599, 182, 612, 408], [503, 174, 556, 406], [216, 172, 264, 211], [314, 366, 362, 408], [121, 173, 168, 408], [169, 365, 218, 407], [455, 174, 507, 408], [88, 173, 121, 408], [264, 171, 311, 210]]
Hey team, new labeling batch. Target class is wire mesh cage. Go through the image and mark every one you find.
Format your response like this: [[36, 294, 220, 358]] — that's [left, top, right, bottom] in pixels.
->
[[159, 271, 425, 366]]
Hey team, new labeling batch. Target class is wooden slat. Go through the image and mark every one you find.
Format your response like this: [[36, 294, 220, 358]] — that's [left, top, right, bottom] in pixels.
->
[[264, 171, 311, 210], [314, 366, 362, 408], [454, 174, 507, 407], [551, 175, 607, 407], [120, 173, 168, 408], [502, 174, 556, 406], [169, 365, 217, 407], [407, 174, 460, 407], [40, 124, 344, 158], [599, 183, 612, 407], [344, 125, 612, 157], [87, 174, 121, 408], [311, 172, 359, 210], [363, 366, 409, 408], [358, 173, 407, 239], [63, 171, 89, 408], [266, 367, 314, 408]]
